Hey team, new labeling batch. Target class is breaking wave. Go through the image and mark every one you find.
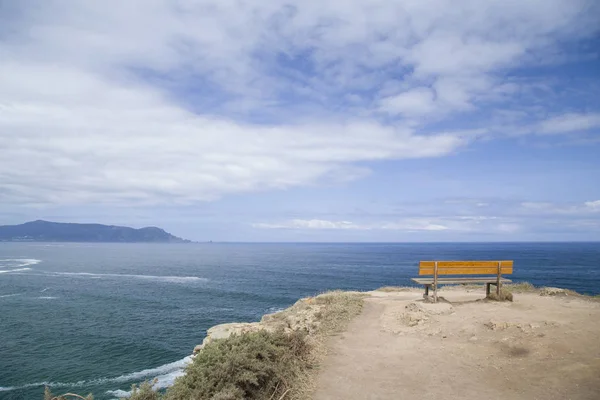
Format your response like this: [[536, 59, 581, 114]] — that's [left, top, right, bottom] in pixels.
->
[[0, 356, 193, 394], [47, 272, 207, 283], [0, 259, 41, 268], [0, 293, 23, 298], [0, 259, 41, 274], [0, 267, 32, 274]]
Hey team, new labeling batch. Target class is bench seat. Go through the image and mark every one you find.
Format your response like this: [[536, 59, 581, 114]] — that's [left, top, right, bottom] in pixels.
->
[[412, 277, 512, 285], [412, 260, 514, 302]]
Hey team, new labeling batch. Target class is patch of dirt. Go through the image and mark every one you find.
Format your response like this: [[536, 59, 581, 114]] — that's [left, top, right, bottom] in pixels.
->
[[314, 289, 600, 400]]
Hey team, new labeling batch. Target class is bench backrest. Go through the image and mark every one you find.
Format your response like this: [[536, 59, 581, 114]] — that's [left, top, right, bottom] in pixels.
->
[[418, 260, 513, 276]]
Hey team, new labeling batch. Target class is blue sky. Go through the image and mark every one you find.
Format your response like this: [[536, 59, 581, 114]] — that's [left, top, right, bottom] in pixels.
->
[[1, 0, 600, 241]]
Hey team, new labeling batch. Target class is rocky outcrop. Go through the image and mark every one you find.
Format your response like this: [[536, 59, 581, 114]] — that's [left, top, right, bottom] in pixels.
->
[[193, 322, 266, 354], [193, 296, 327, 355]]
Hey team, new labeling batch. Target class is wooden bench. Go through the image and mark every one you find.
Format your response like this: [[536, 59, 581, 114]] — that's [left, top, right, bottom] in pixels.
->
[[411, 260, 513, 303]]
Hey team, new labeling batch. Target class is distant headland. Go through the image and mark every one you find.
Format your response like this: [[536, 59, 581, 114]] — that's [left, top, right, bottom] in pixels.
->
[[0, 220, 191, 243]]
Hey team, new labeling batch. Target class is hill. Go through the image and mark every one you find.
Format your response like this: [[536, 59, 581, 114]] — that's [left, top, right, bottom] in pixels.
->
[[0, 220, 190, 243]]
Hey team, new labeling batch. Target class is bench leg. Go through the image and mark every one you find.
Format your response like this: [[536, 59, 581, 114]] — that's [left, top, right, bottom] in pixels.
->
[[424, 285, 430, 299], [486, 283, 491, 297]]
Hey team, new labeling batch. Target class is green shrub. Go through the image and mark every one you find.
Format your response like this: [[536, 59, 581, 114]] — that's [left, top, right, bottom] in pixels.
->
[[128, 381, 161, 400], [164, 329, 311, 400]]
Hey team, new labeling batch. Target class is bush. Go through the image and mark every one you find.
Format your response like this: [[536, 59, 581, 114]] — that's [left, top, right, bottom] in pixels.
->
[[129, 381, 161, 400], [164, 330, 312, 400]]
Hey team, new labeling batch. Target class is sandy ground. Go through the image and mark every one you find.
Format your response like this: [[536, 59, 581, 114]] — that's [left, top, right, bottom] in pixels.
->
[[313, 288, 600, 400]]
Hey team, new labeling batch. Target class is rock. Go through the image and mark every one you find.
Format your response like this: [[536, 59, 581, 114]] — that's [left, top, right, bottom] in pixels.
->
[[191, 292, 358, 356], [400, 311, 429, 327], [540, 287, 568, 296], [193, 344, 204, 354], [484, 320, 512, 331], [201, 322, 264, 347], [400, 301, 454, 328], [261, 297, 328, 335]]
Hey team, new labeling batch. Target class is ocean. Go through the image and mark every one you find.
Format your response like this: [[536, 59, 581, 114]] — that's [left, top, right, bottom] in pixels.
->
[[0, 242, 598, 399]]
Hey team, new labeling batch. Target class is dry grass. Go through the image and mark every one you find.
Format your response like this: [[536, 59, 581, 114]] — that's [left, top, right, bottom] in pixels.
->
[[504, 282, 536, 292], [486, 288, 514, 302], [376, 286, 414, 292], [44, 388, 93, 400], [312, 291, 365, 335]]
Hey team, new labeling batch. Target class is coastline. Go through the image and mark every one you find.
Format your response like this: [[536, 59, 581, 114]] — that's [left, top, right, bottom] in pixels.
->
[[167, 283, 599, 400], [38, 284, 600, 399]]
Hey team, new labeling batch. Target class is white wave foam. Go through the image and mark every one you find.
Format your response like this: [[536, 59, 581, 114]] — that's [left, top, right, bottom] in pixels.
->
[[0, 259, 41, 268], [266, 306, 285, 314], [111, 356, 193, 383], [106, 356, 191, 398], [0, 381, 57, 392], [0, 356, 193, 394], [106, 389, 130, 399], [0, 293, 23, 298], [41, 287, 50, 292], [0, 380, 89, 392], [48, 272, 207, 283], [37, 296, 58, 299], [0, 267, 32, 274]]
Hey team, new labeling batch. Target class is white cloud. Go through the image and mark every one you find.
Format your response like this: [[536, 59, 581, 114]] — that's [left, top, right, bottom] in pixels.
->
[[520, 201, 600, 215], [537, 113, 600, 134], [585, 200, 600, 210], [253, 217, 527, 233], [380, 220, 449, 232], [254, 219, 359, 230], [253, 218, 449, 231], [520, 202, 554, 210], [379, 88, 436, 116], [497, 223, 520, 233], [0, 63, 469, 205], [0, 0, 598, 206]]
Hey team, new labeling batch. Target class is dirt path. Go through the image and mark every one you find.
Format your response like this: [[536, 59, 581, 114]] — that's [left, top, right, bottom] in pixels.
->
[[313, 289, 600, 400]]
